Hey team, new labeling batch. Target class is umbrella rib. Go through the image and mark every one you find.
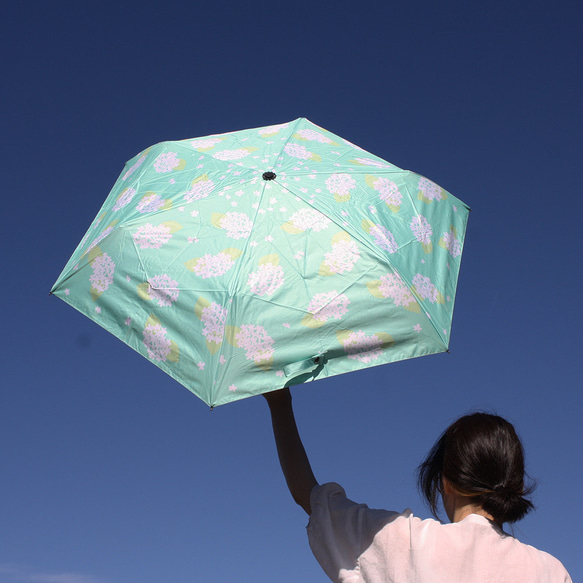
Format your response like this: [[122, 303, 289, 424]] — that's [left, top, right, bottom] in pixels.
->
[[400, 181, 449, 347]]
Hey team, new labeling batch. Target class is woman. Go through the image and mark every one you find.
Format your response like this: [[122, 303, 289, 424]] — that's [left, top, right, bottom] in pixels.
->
[[264, 388, 572, 582]]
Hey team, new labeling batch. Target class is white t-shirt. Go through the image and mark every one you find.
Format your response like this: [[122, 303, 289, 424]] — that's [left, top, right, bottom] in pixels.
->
[[307, 483, 571, 583]]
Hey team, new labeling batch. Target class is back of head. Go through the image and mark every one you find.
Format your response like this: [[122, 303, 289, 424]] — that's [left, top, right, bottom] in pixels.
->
[[418, 412, 535, 524]]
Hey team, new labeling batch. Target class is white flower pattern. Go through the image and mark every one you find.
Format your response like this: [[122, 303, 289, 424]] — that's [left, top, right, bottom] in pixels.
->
[[418, 177, 444, 201], [191, 138, 222, 150], [235, 325, 274, 365], [147, 274, 179, 307], [288, 208, 330, 232], [324, 239, 360, 274], [410, 215, 433, 245], [143, 322, 172, 361], [247, 263, 285, 296], [200, 302, 227, 344], [413, 274, 440, 303], [341, 330, 383, 363], [307, 291, 350, 322], [154, 152, 181, 173], [369, 224, 398, 253], [378, 273, 416, 307], [295, 129, 333, 143], [190, 252, 236, 278], [372, 177, 402, 208], [113, 188, 136, 210], [219, 212, 253, 239], [137, 193, 166, 213], [184, 177, 215, 202], [441, 229, 462, 257], [284, 143, 313, 160], [89, 253, 115, 294], [326, 173, 356, 198], [132, 224, 172, 249]]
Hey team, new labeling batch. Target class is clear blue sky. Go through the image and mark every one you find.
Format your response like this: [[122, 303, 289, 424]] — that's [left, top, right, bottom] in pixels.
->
[[2, 1, 581, 582]]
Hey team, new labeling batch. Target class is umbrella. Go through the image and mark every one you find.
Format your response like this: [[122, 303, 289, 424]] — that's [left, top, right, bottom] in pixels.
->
[[51, 118, 470, 407]]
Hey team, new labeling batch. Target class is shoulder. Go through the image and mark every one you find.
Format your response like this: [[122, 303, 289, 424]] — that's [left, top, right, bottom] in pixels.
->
[[309, 482, 408, 523], [515, 540, 572, 581], [308, 482, 415, 546]]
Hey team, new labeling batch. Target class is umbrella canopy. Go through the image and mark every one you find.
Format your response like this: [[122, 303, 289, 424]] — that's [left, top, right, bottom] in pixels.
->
[[51, 119, 470, 407]]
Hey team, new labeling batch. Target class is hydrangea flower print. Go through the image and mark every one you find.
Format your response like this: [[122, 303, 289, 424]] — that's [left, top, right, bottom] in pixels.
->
[[195, 297, 228, 354], [190, 138, 223, 151], [410, 215, 433, 253], [366, 176, 402, 211], [122, 153, 147, 180], [247, 262, 284, 296], [326, 173, 356, 202], [282, 208, 331, 233], [113, 187, 136, 211], [213, 212, 253, 239], [184, 175, 215, 203], [439, 227, 462, 257], [212, 148, 256, 161], [153, 151, 184, 173], [302, 291, 350, 328], [141, 274, 179, 307], [321, 234, 360, 275], [418, 176, 447, 203], [379, 273, 415, 306], [229, 324, 274, 369], [283, 143, 321, 162], [137, 192, 168, 213], [200, 302, 227, 345], [370, 223, 398, 253], [293, 129, 334, 144], [132, 222, 182, 249], [337, 330, 393, 363], [143, 315, 179, 362], [186, 250, 240, 278], [412, 273, 444, 304], [89, 251, 115, 298], [366, 272, 420, 312]]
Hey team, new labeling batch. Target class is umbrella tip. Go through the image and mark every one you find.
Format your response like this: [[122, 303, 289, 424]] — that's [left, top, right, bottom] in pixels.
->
[[262, 171, 276, 181]]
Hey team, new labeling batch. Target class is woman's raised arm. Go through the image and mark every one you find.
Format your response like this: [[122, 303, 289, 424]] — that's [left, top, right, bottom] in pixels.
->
[[264, 388, 318, 515]]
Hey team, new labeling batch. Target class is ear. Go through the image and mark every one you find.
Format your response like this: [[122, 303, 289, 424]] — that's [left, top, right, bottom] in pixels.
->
[[442, 477, 455, 496]]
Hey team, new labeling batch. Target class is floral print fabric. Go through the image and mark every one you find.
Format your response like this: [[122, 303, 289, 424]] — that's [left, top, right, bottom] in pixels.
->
[[51, 118, 469, 407]]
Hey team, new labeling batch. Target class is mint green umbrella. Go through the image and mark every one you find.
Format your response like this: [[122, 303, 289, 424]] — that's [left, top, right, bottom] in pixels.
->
[[51, 119, 469, 407]]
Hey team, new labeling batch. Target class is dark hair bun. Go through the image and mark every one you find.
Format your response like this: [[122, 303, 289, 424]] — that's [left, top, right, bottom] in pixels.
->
[[480, 489, 534, 524]]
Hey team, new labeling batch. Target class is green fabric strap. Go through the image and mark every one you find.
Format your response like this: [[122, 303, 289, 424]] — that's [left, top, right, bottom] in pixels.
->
[[283, 353, 327, 380]]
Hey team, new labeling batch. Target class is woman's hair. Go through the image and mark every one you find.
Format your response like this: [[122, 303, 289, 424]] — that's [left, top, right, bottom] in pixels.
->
[[417, 412, 535, 524]]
